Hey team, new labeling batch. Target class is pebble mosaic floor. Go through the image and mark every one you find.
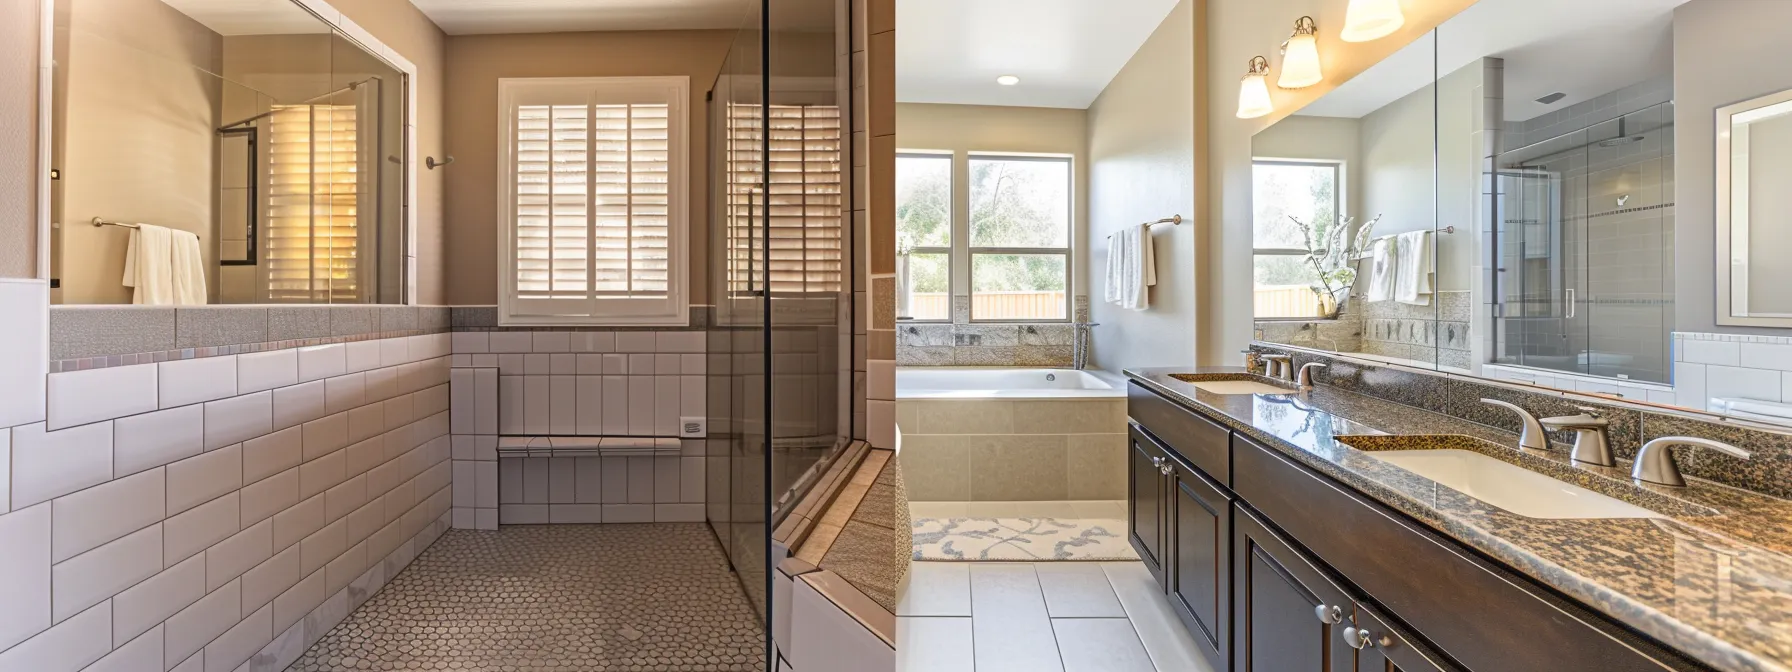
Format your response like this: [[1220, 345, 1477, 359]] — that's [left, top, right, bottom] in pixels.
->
[[288, 524, 767, 671]]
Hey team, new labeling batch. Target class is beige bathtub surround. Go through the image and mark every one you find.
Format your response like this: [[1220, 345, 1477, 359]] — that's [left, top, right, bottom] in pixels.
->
[[898, 398, 1127, 502]]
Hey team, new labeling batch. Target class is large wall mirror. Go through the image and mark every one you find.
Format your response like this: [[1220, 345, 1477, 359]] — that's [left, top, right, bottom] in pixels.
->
[[50, 0, 409, 305], [1253, 0, 1792, 430]]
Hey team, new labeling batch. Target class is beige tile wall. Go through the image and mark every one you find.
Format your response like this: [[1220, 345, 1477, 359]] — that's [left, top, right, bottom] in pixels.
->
[[896, 399, 1127, 501], [861, 0, 896, 449]]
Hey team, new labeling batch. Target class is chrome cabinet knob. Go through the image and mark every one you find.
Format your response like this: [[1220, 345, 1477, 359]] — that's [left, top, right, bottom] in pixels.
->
[[1343, 627, 1375, 650], [1314, 605, 1342, 624], [1159, 464, 1172, 476], [1150, 456, 1164, 468]]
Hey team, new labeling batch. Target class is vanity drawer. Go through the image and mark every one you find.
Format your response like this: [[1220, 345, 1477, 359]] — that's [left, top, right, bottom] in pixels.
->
[[1128, 382, 1231, 485], [1231, 433, 1704, 672]]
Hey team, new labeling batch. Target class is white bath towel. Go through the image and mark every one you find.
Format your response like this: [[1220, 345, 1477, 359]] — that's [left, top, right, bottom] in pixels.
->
[[1363, 236, 1397, 302], [1104, 224, 1156, 310], [1393, 229, 1433, 306], [123, 224, 207, 305]]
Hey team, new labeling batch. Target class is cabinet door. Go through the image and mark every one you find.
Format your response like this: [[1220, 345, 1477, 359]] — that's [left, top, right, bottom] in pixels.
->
[[1233, 505, 1354, 672], [1169, 459, 1230, 671], [1348, 603, 1456, 672], [1127, 424, 1167, 586]]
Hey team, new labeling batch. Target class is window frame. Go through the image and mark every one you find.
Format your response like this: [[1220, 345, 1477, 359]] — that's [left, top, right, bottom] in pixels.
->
[[895, 150, 954, 323], [1251, 158, 1342, 321], [965, 152, 1074, 324], [496, 76, 691, 327]]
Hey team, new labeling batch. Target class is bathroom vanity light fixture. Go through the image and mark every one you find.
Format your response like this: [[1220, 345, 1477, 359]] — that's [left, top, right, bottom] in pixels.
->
[[1340, 0, 1405, 42], [996, 75, 1020, 86], [1237, 56, 1274, 119], [1278, 16, 1323, 89]]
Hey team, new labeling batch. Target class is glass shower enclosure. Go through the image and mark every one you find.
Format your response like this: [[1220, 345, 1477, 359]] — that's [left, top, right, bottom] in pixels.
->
[[1492, 101, 1675, 383]]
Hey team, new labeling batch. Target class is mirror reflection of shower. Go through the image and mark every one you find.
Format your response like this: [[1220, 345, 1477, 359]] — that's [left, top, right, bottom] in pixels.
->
[[1492, 98, 1675, 384]]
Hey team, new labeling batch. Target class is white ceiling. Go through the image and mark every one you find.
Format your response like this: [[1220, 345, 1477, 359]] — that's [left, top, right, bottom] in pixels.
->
[[1299, 0, 1689, 120], [897, 0, 1180, 109], [410, 0, 751, 35], [159, 0, 331, 35]]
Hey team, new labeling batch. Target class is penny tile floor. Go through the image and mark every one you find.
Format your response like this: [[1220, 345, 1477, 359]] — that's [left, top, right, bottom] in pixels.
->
[[288, 524, 767, 671]]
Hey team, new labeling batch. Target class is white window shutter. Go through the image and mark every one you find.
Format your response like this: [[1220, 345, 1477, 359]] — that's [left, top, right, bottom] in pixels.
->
[[500, 77, 690, 325]]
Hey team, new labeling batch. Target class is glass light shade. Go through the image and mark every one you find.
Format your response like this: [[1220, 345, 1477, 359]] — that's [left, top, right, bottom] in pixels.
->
[[1340, 0, 1405, 42], [1278, 33, 1323, 89], [1237, 73, 1274, 119]]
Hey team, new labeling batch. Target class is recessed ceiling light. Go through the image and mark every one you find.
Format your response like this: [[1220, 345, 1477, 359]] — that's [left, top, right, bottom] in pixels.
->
[[996, 75, 1020, 86]]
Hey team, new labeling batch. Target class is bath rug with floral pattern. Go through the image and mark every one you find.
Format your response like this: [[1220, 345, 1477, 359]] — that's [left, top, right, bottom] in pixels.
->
[[911, 517, 1140, 561]]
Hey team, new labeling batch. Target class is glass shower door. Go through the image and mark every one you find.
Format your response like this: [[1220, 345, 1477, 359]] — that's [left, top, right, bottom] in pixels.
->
[[1494, 128, 1590, 376]]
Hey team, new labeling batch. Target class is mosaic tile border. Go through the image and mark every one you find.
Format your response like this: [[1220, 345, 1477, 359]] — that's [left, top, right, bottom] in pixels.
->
[[450, 305, 715, 331], [49, 327, 447, 372]]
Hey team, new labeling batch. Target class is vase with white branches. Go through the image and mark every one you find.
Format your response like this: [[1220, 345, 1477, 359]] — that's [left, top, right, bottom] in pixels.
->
[[1288, 213, 1381, 319]]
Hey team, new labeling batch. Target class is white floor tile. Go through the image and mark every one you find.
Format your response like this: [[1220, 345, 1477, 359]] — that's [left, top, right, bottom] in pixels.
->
[[897, 617, 975, 672], [1052, 618, 1156, 672], [1035, 563, 1127, 618], [897, 562, 972, 617], [1101, 562, 1212, 672], [969, 564, 1063, 672]]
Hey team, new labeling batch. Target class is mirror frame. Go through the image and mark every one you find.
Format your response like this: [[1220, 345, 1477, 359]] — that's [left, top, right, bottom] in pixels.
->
[[1716, 86, 1792, 327]]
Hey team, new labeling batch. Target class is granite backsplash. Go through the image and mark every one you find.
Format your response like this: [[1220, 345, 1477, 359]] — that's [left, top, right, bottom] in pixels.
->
[[1253, 343, 1792, 501]]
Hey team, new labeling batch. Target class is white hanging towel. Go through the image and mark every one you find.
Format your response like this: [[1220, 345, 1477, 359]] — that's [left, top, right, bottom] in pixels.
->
[[170, 229, 207, 305], [1363, 236, 1397, 302], [1104, 223, 1156, 311], [122, 224, 207, 305], [1393, 229, 1433, 306]]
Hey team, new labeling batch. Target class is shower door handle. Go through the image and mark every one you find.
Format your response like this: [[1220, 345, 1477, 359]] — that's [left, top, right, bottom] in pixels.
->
[[1565, 289, 1576, 319]]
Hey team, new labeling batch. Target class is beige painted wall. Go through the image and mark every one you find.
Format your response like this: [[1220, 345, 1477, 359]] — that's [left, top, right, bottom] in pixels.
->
[[441, 30, 734, 306], [58, 0, 222, 304], [1201, 0, 1478, 364], [1676, 0, 1792, 335], [1087, 0, 1200, 372], [895, 102, 1090, 307], [0, 0, 38, 279]]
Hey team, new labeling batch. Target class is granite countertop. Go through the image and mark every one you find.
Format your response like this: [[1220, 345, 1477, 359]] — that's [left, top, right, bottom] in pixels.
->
[[1126, 367, 1792, 672]]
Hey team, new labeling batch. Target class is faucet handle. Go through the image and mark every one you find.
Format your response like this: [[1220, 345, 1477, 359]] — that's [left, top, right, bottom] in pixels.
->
[[1632, 436, 1749, 487], [1481, 398, 1550, 451]]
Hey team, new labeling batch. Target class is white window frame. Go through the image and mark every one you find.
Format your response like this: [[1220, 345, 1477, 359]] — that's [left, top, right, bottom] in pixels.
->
[[497, 76, 691, 326], [896, 150, 954, 323]]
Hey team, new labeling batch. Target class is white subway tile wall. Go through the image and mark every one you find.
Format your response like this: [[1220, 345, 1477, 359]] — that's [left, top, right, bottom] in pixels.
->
[[1673, 332, 1792, 412], [0, 332, 455, 672], [447, 331, 708, 530]]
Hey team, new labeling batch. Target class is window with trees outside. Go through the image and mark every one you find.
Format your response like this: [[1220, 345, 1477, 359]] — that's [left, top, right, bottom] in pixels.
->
[[896, 153, 951, 321], [1253, 160, 1339, 319], [969, 155, 1071, 321]]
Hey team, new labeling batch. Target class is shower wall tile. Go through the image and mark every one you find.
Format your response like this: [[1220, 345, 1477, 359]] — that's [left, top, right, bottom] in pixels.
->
[[0, 331, 453, 671]]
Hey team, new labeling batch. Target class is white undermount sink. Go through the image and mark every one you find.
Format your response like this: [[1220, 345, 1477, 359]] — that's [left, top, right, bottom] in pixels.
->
[[1368, 449, 1665, 519], [1186, 380, 1293, 395]]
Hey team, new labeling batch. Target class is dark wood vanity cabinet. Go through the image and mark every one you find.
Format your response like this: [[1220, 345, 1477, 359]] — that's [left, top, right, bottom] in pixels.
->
[[1127, 424, 1169, 585], [1129, 422, 1232, 670], [1129, 383, 1712, 672]]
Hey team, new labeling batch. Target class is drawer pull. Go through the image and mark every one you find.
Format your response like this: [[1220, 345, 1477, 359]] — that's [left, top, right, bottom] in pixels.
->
[[1314, 605, 1342, 624], [1343, 627, 1376, 650], [1159, 464, 1173, 476]]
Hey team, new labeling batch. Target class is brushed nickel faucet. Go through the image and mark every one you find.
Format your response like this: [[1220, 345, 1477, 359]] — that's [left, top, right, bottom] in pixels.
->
[[1481, 399, 1550, 452], [1632, 436, 1750, 487], [1297, 362, 1327, 389], [1540, 407, 1614, 467], [1262, 354, 1292, 380]]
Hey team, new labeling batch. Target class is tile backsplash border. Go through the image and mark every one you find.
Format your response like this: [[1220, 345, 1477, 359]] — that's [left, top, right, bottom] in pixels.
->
[[1253, 341, 1792, 500], [893, 294, 1087, 367]]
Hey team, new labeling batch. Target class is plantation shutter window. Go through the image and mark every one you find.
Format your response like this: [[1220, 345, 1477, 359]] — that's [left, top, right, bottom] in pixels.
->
[[499, 77, 690, 325]]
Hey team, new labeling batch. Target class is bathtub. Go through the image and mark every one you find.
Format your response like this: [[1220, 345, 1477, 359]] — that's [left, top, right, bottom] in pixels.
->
[[895, 367, 1128, 502], [896, 367, 1126, 399]]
